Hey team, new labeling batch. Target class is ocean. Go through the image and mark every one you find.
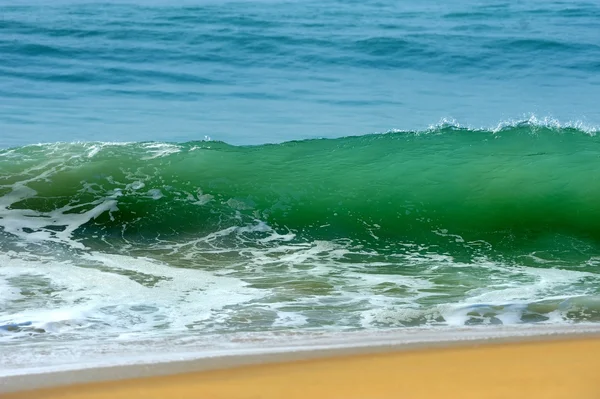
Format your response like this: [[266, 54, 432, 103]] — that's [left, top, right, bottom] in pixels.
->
[[1, 0, 600, 373]]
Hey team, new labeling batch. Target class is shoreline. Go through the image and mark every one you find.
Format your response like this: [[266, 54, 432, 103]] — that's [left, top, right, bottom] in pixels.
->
[[3, 335, 600, 399], [2, 325, 600, 396]]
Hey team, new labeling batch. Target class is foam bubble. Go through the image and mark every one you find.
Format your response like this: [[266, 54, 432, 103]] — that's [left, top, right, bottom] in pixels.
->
[[140, 143, 181, 159], [387, 115, 600, 136], [0, 251, 269, 341]]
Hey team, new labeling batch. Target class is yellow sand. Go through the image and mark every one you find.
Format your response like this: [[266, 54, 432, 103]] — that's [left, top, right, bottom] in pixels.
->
[[5, 338, 600, 399]]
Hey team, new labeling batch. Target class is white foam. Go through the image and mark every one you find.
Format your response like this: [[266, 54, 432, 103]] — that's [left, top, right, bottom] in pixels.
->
[[386, 115, 600, 136], [146, 188, 164, 200], [0, 251, 269, 340], [434, 262, 597, 326], [2, 324, 600, 378], [1, 234, 599, 376], [0, 153, 122, 249], [140, 143, 181, 159], [0, 195, 117, 249]]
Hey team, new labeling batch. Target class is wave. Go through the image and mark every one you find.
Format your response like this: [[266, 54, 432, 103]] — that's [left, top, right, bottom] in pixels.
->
[[1, 120, 600, 255], [2, 121, 600, 347]]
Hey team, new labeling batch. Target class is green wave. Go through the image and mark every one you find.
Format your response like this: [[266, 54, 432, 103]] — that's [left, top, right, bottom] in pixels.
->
[[1, 123, 600, 254]]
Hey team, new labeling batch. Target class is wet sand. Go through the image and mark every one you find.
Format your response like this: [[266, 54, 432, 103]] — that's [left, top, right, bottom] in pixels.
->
[[3, 335, 599, 399]]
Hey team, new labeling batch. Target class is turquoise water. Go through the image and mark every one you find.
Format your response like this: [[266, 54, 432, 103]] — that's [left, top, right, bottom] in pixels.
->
[[1, 0, 600, 372]]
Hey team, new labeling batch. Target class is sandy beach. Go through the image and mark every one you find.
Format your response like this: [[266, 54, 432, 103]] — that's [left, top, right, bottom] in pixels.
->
[[3, 334, 599, 399]]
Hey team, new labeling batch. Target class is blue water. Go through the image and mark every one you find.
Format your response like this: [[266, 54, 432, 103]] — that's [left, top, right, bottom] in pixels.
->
[[1, 0, 600, 148]]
